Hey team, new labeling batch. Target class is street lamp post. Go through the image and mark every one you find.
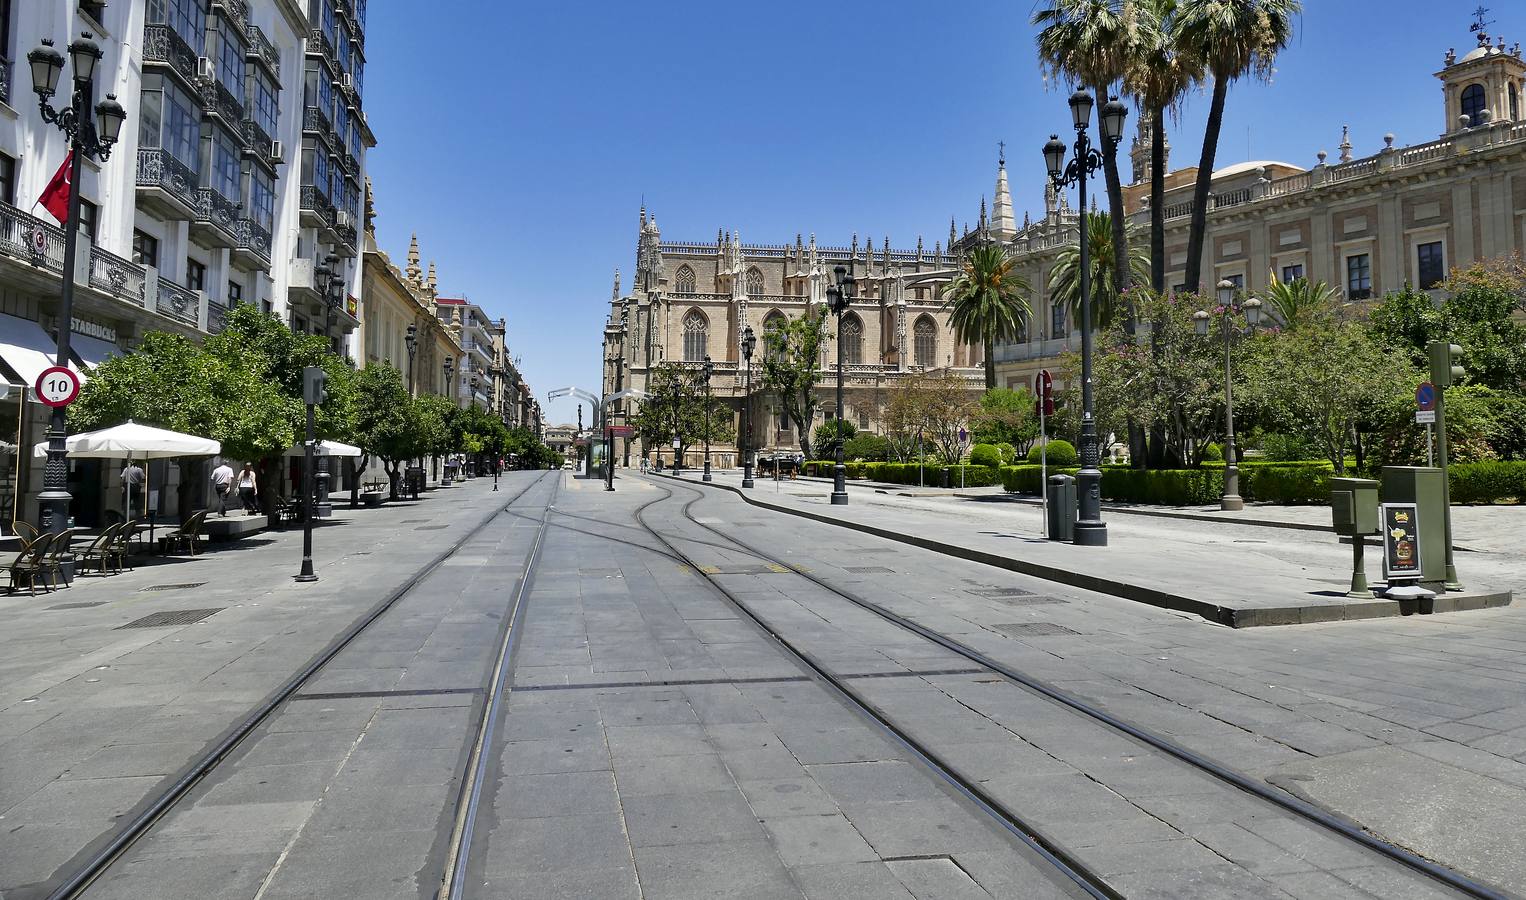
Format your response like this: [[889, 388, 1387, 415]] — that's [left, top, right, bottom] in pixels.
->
[[1043, 89, 1127, 547], [1194, 280, 1262, 511], [671, 373, 684, 476], [701, 355, 714, 482], [827, 265, 856, 506], [405, 323, 417, 395], [741, 325, 756, 488], [27, 34, 126, 537]]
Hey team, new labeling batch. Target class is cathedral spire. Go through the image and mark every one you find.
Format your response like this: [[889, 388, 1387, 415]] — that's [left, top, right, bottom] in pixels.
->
[[425, 261, 438, 298], [1339, 125, 1353, 162], [405, 233, 422, 286], [978, 196, 988, 235], [991, 152, 1017, 242]]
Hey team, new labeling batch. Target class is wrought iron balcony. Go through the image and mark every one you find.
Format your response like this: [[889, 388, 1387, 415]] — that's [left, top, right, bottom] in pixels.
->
[[233, 218, 273, 268], [308, 26, 335, 62], [89, 246, 148, 307], [299, 183, 335, 229], [0, 201, 66, 275], [156, 277, 200, 327], [246, 23, 281, 78], [136, 148, 200, 218], [303, 104, 335, 145], [213, 0, 249, 32], [0, 55, 11, 106], [142, 23, 199, 88], [193, 187, 242, 247], [199, 79, 247, 137], [333, 221, 358, 253], [207, 300, 228, 334]]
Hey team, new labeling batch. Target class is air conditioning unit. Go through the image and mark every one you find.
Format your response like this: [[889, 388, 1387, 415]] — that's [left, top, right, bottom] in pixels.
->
[[269, 140, 285, 163], [340, 73, 354, 91], [197, 56, 214, 79], [336, 210, 355, 228]]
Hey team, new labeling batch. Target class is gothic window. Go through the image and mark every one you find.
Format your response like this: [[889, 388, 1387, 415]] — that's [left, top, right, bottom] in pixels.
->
[[746, 267, 764, 297], [763, 311, 786, 362], [840, 313, 863, 365], [682, 309, 708, 361], [674, 265, 697, 294], [914, 316, 936, 367], [1461, 83, 1486, 124]]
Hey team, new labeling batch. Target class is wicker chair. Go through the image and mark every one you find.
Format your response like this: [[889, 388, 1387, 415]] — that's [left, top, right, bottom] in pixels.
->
[[40, 528, 78, 588], [12, 521, 38, 545], [162, 511, 209, 556], [78, 524, 122, 575], [6, 532, 57, 595], [111, 520, 142, 572]]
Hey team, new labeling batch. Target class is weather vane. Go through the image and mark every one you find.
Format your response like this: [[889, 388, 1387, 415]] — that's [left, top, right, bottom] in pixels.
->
[[1470, 5, 1493, 37], [998, 140, 1006, 165]]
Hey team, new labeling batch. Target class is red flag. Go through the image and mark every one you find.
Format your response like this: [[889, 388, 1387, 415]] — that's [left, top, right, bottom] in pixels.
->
[[39, 152, 73, 224]]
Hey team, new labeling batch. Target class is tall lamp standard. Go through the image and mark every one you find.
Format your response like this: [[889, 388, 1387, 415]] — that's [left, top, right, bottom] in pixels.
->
[[405, 323, 418, 395], [1194, 280, 1261, 511], [27, 34, 126, 537], [1043, 89, 1127, 547], [740, 325, 756, 488], [701, 355, 714, 482], [826, 264, 856, 506], [671, 372, 684, 476]]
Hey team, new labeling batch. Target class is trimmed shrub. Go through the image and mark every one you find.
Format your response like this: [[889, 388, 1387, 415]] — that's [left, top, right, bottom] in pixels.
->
[[1243, 464, 1332, 504], [969, 443, 1003, 469], [1027, 439, 1078, 467], [1450, 461, 1526, 504], [843, 433, 890, 462], [996, 442, 1018, 466], [1100, 467, 1225, 505], [1258, 432, 1320, 462], [1200, 442, 1224, 462]]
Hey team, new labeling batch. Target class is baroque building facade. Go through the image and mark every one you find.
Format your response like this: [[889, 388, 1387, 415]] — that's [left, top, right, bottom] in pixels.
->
[[602, 209, 988, 467], [992, 24, 1526, 391]]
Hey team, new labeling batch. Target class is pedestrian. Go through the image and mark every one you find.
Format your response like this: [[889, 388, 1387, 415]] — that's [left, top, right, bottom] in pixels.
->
[[211, 460, 234, 517], [122, 461, 145, 519], [237, 463, 259, 514]]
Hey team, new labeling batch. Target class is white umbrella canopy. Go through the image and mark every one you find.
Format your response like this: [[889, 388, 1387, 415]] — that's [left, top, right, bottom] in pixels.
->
[[33, 420, 221, 459], [283, 439, 364, 458]]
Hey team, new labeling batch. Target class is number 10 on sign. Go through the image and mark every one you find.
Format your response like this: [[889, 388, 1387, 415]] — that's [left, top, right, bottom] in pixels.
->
[[36, 366, 81, 408]]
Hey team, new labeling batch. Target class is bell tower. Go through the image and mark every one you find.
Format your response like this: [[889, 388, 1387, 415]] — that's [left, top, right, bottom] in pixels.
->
[[1436, 12, 1526, 134]]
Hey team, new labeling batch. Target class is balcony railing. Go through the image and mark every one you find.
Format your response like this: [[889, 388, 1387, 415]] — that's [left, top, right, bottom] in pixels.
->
[[0, 55, 11, 105], [89, 246, 148, 307], [308, 27, 335, 61], [213, 0, 249, 32], [156, 278, 200, 326], [234, 218, 273, 266], [303, 104, 335, 144], [142, 23, 199, 86], [137, 147, 200, 213], [300, 183, 335, 223], [0, 202, 66, 274], [207, 301, 228, 334], [246, 23, 281, 77], [199, 78, 247, 134]]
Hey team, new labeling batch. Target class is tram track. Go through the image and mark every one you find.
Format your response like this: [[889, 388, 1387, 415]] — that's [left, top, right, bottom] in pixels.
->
[[637, 474, 1512, 900], [43, 472, 553, 900]]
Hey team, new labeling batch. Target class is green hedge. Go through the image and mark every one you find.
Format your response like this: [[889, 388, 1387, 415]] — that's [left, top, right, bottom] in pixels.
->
[[998, 462, 1334, 505], [1450, 461, 1526, 504]]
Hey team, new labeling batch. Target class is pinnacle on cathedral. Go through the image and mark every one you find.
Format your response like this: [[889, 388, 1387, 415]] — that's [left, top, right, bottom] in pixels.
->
[[991, 154, 1017, 242], [405, 233, 422, 286]]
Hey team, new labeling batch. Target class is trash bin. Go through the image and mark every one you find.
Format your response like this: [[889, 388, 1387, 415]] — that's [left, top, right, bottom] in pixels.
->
[[1048, 474, 1077, 542], [940, 468, 952, 489]]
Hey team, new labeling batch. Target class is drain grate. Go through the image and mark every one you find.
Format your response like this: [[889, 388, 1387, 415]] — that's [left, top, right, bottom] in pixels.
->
[[991, 622, 1081, 637], [139, 582, 208, 593], [414, 525, 449, 531], [116, 608, 224, 629], [48, 601, 106, 610], [844, 566, 895, 574]]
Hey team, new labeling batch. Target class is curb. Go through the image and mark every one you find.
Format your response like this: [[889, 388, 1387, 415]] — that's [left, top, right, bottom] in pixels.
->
[[654, 473, 1513, 628]]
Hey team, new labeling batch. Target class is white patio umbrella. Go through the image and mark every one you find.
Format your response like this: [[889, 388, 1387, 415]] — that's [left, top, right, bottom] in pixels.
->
[[282, 439, 364, 458], [33, 421, 221, 526]]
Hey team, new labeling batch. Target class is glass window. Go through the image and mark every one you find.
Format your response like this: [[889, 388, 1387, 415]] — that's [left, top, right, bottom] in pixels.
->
[[319, 74, 333, 117], [186, 258, 206, 291], [251, 169, 275, 229], [1346, 253, 1372, 300], [353, 57, 364, 97], [321, 0, 336, 44], [211, 129, 241, 200], [77, 199, 97, 239], [840, 314, 862, 365], [147, 0, 206, 49], [143, 81, 201, 172], [746, 268, 764, 296], [915, 317, 937, 365], [1512, 84, 1519, 121], [334, 104, 349, 150], [338, 24, 352, 73], [253, 71, 279, 137], [1417, 241, 1446, 289], [133, 230, 159, 267], [1050, 303, 1065, 339], [0, 153, 15, 206], [1461, 83, 1486, 124], [218, 26, 246, 105], [1281, 264, 1305, 283], [227, 281, 243, 305], [682, 310, 707, 361]]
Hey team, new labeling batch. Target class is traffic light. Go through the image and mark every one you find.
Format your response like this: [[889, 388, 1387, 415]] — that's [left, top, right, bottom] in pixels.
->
[[303, 366, 328, 405], [1427, 341, 1464, 388]]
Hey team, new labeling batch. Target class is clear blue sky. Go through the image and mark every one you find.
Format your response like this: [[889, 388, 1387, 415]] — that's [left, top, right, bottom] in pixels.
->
[[363, 1, 1519, 428]]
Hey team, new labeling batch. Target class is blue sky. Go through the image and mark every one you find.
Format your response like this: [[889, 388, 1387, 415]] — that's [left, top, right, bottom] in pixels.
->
[[363, 1, 1519, 428]]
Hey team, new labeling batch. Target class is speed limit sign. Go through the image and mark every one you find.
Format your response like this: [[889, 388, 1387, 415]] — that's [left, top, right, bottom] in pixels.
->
[[35, 366, 81, 408]]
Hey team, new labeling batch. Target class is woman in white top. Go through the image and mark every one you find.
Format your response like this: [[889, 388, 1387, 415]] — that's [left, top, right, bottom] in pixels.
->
[[237, 464, 259, 514]]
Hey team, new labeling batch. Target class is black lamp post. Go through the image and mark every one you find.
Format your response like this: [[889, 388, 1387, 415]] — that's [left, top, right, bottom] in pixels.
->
[[671, 372, 684, 476], [405, 323, 418, 395], [740, 325, 756, 488], [27, 34, 126, 537], [827, 264, 856, 506], [1043, 89, 1127, 547], [1194, 280, 1261, 511], [701, 355, 714, 482]]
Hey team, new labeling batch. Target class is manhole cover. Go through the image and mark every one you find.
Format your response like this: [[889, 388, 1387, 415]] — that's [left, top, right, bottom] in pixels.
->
[[845, 566, 894, 574], [117, 608, 224, 629], [991, 622, 1080, 637], [139, 582, 208, 593], [414, 525, 449, 531], [48, 601, 106, 610], [969, 587, 1036, 598]]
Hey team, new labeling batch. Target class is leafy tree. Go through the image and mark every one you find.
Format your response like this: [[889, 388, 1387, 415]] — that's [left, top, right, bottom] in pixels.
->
[[1175, 0, 1301, 291], [1367, 284, 1442, 367], [883, 371, 980, 465], [972, 387, 1041, 455], [1048, 212, 1151, 331], [632, 363, 736, 465], [1438, 263, 1526, 391], [1034, 0, 1140, 295], [843, 433, 891, 461], [939, 243, 1031, 389], [760, 307, 829, 458], [1258, 273, 1339, 331], [1124, 0, 1197, 293], [812, 420, 856, 458], [350, 364, 425, 499]]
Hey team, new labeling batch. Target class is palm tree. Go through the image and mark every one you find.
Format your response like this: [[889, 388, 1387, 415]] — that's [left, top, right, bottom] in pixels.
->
[[1259, 272, 1338, 330], [1034, 0, 1141, 297], [1048, 211, 1151, 331], [940, 242, 1032, 389], [1124, 0, 1197, 294], [1176, 0, 1301, 292]]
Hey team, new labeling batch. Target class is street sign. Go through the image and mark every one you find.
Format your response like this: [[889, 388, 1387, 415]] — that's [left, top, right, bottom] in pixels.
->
[[1415, 410, 1436, 424], [1415, 381, 1436, 412], [1035, 369, 1054, 398], [958, 427, 968, 445], [606, 425, 633, 438], [35, 366, 80, 408]]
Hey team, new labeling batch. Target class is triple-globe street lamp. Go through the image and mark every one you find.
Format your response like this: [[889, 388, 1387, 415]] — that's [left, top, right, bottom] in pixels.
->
[[1194, 280, 1262, 511], [826, 265, 856, 506], [27, 34, 127, 537], [740, 325, 757, 488], [701, 355, 715, 482], [1042, 90, 1127, 547]]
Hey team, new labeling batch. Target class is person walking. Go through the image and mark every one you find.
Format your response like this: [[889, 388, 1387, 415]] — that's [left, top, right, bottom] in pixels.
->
[[122, 461, 145, 519], [237, 463, 259, 515], [211, 461, 234, 517]]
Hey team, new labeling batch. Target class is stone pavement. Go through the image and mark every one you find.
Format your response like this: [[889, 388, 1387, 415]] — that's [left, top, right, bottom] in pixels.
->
[[0, 473, 540, 899], [683, 469, 1515, 627]]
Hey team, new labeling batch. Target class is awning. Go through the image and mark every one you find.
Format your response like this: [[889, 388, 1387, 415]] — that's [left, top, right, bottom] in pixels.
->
[[33, 420, 220, 459], [283, 439, 365, 458], [71, 333, 121, 370], [0, 312, 79, 390]]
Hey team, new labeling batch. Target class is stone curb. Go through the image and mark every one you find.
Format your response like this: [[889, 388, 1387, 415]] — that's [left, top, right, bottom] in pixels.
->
[[653, 473, 1512, 628]]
